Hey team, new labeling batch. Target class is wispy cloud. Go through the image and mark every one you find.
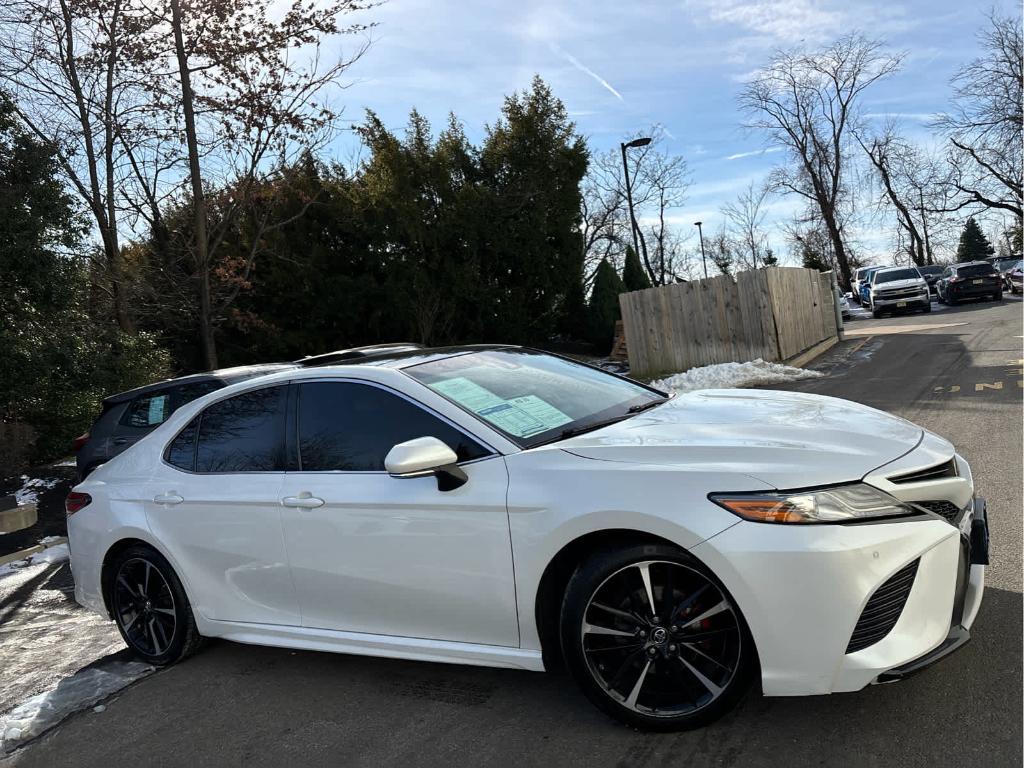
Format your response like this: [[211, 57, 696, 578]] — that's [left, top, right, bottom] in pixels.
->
[[549, 43, 624, 102], [863, 112, 940, 122], [725, 147, 783, 161]]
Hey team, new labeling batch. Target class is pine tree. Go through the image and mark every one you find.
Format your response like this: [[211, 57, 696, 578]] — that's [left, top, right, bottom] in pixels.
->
[[622, 245, 651, 291], [587, 259, 625, 349], [761, 247, 779, 267], [955, 218, 994, 262]]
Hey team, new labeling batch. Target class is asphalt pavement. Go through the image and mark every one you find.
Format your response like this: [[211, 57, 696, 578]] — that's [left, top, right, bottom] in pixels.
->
[[4, 297, 1022, 768]]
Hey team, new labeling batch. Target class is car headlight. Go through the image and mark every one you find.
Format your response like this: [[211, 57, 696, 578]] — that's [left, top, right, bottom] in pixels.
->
[[709, 484, 916, 524]]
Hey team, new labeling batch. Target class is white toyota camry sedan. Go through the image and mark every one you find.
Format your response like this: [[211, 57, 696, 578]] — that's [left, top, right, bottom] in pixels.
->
[[66, 345, 989, 730]]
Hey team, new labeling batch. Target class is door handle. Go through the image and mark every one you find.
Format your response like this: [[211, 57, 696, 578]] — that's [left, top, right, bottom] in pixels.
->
[[154, 492, 184, 505], [112, 437, 133, 446], [281, 493, 324, 509]]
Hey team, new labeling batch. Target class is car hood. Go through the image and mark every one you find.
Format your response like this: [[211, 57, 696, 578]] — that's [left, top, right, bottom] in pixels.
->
[[558, 389, 923, 489], [873, 278, 926, 291]]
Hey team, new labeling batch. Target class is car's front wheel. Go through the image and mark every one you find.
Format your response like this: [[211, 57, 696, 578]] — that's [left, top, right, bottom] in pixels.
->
[[560, 544, 754, 731], [108, 545, 203, 666]]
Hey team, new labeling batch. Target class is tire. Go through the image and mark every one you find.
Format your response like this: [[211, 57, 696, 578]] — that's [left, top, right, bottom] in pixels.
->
[[922, 303, 932, 313], [108, 544, 203, 666], [872, 308, 882, 318], [993, 291, 1003, 301], [560, 543, 755, 731]]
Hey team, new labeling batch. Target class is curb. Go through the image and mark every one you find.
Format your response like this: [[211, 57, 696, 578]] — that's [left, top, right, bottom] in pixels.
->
[[785, 336, 839, 369], [0, 536, 68, 569]]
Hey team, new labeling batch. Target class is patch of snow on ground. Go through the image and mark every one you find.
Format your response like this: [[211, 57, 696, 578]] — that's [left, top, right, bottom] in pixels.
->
[[650, 358, 823, 394], [1, 661, 153, 752], [13, 476, 58, 506], [0, 541, 69, 578]]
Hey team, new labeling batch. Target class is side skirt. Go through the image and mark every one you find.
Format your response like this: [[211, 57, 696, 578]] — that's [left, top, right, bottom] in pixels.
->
[[198, 618, 546, 672]]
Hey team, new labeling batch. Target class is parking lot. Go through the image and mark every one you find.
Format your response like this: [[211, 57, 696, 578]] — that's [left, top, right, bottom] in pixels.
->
[[0, 297, 1018, 767]]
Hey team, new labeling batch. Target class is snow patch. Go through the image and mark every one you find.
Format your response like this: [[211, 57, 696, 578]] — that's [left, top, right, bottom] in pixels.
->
[[650, 358, 823, 394], [0, 541, 70, 578], [13, 476, 59, 506], [1, 661, 153, 752]]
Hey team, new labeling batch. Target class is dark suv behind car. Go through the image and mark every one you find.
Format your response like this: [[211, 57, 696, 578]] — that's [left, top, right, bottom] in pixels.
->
[[936, 261, 1004, 305], [73, 364, 296, 480]]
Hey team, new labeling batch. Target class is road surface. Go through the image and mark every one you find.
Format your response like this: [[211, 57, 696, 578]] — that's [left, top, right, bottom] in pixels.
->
[[6, 298, 1022, 768]]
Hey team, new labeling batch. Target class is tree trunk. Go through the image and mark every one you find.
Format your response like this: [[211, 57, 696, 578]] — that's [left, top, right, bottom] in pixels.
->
[[171, 0, 217, 369], [820, 204, 852, 289]]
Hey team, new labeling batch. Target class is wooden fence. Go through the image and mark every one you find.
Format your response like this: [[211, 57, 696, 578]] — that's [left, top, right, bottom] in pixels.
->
[[619, 267, 838, 377]]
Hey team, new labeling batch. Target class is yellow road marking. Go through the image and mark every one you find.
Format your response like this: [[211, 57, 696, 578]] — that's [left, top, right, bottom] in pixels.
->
[[975, 382, 1004, 392]]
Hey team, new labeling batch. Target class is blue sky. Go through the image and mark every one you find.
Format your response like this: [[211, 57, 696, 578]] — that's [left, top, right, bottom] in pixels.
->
[[330, 0, 1017, 262]]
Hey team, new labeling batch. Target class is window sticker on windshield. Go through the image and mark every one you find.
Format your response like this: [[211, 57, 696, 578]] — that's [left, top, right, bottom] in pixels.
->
[[429, 377, 505, 412], [428, 378, 572, 437], [506, 395, 572, 430], [477, 403, 548, 437]]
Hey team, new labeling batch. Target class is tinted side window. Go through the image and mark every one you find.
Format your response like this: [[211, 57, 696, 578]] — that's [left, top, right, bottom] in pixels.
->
[[196, 386, 287, 472], [122, 392, 171, 428], [297, 382, 489, 472], [166, 417, 199, 471]]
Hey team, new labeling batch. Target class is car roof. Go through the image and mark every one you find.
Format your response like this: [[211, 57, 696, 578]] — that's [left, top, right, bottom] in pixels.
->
[[102, 363, 298, 405], [874, 266, 918, 275], [302, 344, 519, 370]]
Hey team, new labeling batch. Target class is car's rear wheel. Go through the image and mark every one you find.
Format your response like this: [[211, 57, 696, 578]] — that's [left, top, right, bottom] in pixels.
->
[[560, 544, 754, 731], [109, 545, 203, 666]]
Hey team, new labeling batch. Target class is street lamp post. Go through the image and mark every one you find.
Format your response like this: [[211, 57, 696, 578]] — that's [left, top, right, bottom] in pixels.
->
[[694, 221, 708, 279], [620, 137, 652, 277]]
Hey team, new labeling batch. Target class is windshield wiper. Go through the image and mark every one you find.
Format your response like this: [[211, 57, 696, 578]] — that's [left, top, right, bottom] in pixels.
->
[[627, 397, 667, 414]]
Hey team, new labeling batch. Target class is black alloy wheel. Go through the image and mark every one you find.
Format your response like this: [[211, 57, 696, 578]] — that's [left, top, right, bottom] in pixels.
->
[[561, 545, 754, 731], [109, 545, 203, 665]]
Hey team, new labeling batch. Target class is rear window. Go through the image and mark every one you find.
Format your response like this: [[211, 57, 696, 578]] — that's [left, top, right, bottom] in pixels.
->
[[956, 263, 996, 277], [874, 268, 920, 283], [121, 393, 171, 428]]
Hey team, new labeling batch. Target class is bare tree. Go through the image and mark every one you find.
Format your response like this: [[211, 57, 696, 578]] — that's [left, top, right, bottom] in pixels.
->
[[935, 10, 1022, 218], [583, 130, 690, 286], [739, 35, 902, 288], [124, 0, 373, 367], [0, 0, 155, 330], [722, 181, 771, 271]]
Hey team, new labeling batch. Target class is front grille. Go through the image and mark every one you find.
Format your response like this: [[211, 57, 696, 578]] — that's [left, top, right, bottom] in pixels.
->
[[876, 287, 925, 299], [846, 559, 919, 654], [914, 500, 962, 523], [890, 458, 957, 484]]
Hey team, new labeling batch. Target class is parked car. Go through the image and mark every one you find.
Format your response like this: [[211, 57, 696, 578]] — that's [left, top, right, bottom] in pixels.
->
[[936, 262, 1004, 305], [73, 363, 297, 480], [67, 344, 988, 731], [1008, 263, 1023, 295], [857, 266, 884, 306], [851, 266, 881, 304], [917, 265, 945, 295], [995, 258, 1022, 291], [867, 266, 931, 317]]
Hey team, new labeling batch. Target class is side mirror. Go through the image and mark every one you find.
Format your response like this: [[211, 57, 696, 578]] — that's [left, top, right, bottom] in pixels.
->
[[384, 437, 468, 491]]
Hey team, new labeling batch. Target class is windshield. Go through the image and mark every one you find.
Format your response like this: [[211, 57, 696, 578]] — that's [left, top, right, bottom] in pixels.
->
[[956, 263, 996, 277], [874, 268, 920, 284], [918, 266, 943, 276], [403, 349, 666, 448]]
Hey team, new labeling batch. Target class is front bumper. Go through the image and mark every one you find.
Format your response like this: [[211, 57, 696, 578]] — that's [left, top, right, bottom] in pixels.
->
[[873, 292, 930, 310], [692, 498, 987, 697]]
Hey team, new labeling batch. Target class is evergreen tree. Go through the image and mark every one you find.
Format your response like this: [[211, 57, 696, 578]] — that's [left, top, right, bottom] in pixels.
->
[[1, 95, 167, 461], [955, 218, 994, 262], [761, 247, 779, 267], [622, 245, 651, 291], [587, 258, 624, 349]]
